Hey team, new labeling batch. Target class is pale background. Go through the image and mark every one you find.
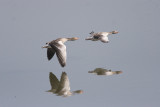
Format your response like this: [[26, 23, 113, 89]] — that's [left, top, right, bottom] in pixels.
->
[[0, 0, 160, 107]]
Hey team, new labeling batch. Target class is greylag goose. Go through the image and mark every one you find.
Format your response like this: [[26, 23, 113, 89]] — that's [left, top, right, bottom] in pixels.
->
[[42, 37, 78, 67], [88, 68, 122, 76], [47, 72, 83, 97], [85, 31, 118, 43]]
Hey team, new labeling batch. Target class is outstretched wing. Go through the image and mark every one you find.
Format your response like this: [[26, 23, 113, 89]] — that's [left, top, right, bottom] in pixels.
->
[[49, 72, 59, 90], [56, 72, 70, 93], [50, 42, 66, 67]]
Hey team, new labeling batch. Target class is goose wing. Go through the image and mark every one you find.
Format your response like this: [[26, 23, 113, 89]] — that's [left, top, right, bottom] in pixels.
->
[[49, 72, 60, 90], [50, 42, 66, 67], [56, 72, 70, 93]]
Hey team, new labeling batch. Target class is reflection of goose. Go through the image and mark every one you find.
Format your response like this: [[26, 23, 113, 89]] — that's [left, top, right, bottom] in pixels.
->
[[47, 72, 83, 97], [85, 31, 118, 43], [42, 37, 78, 67], [88, 68, 122, 76]]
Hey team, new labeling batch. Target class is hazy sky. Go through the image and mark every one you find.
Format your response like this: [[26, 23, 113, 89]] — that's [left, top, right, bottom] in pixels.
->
[[0, 0, 160, 107]]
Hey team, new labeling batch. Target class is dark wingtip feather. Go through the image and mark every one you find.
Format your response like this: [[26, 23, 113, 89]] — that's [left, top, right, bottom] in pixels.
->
[[61, 63, 66, 67], [47, 57, 51, 60]]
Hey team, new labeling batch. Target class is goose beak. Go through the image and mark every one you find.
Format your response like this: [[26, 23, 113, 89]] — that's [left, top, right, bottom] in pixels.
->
[[116, 71, 123, 74], [119, 71, 123, 74], [112, 31, 119, 34], [73, 37, 79, 40], [74, 90, 84, 94]]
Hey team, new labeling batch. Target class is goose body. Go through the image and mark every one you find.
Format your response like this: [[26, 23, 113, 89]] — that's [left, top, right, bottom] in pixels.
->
[[47, 72, 83, 97], [88, 68, 122, 76], [85, 31, 118, 43], [42, 37, 78, 67]]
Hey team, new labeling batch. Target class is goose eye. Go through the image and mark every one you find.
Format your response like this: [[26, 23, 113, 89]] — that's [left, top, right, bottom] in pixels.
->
[[46, 43, 47, 44]]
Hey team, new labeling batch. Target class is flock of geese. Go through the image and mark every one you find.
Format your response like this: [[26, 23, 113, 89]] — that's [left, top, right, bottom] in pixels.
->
[[42, 30, 122, 97], [42, 30, 118, 67]]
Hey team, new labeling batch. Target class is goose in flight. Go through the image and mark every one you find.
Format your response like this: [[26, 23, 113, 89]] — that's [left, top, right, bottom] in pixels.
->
[[42, 37, 78, 67], [88, 68, 122, 76], [47, 72, 83, 97], [85, 31, 118, 43]]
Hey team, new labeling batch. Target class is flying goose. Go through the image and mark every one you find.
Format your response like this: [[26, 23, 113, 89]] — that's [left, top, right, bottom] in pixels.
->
[[42, 37, 78, 67], [88, 68, 122, 76], [85, 31, 118, 43], [47, 72, 83, 97]]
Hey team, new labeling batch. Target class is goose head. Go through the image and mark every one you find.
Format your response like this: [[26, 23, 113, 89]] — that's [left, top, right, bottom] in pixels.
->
[[114, 71, 122, 74], [110, 31, 119, 34], [73, 90, 83, 94], [42, 42, 52, 48]]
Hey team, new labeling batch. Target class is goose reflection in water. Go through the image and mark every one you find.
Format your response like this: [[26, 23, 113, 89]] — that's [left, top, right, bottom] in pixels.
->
[[88, 68, 122, 76], [46, 72, 83, 97]]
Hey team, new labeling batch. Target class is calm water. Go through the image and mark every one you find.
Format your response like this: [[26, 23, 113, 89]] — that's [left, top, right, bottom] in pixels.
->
[[0, 0, 160, 107]]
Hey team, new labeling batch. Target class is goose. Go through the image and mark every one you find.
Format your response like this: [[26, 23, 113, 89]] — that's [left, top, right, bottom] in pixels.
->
[[85, 31, 118, 43], [42, 37, 78, 67], [47, 72, 83, 97], [88, 68, 122, 76]]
